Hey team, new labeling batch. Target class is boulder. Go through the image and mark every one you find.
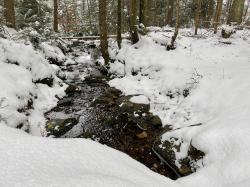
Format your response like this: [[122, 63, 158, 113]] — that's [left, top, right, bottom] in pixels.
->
[[222, 28, 235, 39], [117, 96, 150, 114]]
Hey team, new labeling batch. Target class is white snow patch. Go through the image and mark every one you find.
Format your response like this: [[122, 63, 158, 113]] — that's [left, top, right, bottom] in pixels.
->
[[130, 95, 150, 104]]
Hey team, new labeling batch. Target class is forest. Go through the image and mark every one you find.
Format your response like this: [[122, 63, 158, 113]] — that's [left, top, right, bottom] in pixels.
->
[[0, 0, 250, 186]]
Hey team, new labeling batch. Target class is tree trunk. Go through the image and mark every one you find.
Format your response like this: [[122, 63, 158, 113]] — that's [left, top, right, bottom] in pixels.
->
[[166, 0, 174, 26], [213, 0, 223, 33], [194, 0, 202, 35], [99, 0, 110, 65], [3, 0, 16, 28], [139, 0, 147, 26], [53, 0, 59, 32], [117, 0, 122, 49], [205, 0, 214, 28], [129, 0, 139, 44], [167, 0, 180, 50], [227, 0, 245, 24], [243, 0, 250, 22]]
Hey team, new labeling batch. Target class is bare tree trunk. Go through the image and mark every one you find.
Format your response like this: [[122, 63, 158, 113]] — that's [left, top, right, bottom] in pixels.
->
[[53, 0, 59, 32], [227, 0, 245, 24], [205, 0, 214, 28], [167, 0, 180, 50], [213, 0, 223, 33], [129, 0, 139, 44], [99, 0, 110, 65], [166, 0, 174, 26], [3, 0, 15, 28], [139, 0, 147, 26], [226, 0, 233, 11], [243, 0, 250, 22], [194, 0, 202, 35], [117, 0, 122, 49], [86, 0, 93, 31]]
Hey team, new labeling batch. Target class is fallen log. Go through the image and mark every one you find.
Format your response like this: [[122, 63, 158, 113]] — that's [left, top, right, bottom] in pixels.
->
[[60, 35, 130, 41]]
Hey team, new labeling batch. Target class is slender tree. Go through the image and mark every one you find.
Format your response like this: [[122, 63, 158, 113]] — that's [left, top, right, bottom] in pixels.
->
[[129, 0, 139, 44], [139, 0, 147, 26], [205, 0, 214, 28], [213, 0, 223, 33], [194, 0, 202, 35], [166, 0, 174, 26], [227, 0, 245, 24], [167, 0, 180, 50], [117, 0, 122, 49], [99, 0, 110, 65], [3, 0, 16, 28], [243, 0, 250, 22], [53, 0, 59, 32]]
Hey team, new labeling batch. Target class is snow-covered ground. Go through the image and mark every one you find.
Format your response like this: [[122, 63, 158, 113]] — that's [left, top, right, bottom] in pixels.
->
[[0, 35, 177, 187], [109, 27, 250, 186], [0, 123, 178, 187]]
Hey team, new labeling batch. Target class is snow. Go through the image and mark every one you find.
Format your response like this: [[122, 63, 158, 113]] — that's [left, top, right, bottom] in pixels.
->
[[0, 38, 66, 135], [0, 35, 178, 187], [130, 95, 150, 104], [40, 42, 67, 63], [1, 27, 250, 186], [109, 28, 250, 186], [0, 122, 178, 187]]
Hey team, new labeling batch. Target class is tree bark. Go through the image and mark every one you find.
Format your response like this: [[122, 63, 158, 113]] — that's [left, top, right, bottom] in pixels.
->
[[205, 0, 214, 28], [99, 0, 110, 65], [167, 0, 180, 50], [117, 0, 122, 49], [194, 0, 202, 35], [139, 0, 147, 26], [129, 0, 139, 44], [243, 0, 250, 22], [53, 0, 59, 32], [3, 0, 16, 28], [166, 0, 174, 26], [227, 0, 245, 24], [213, 0, 223, 33]]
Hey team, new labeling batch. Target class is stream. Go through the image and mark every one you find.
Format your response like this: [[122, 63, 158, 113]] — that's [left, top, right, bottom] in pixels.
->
[[45, 43, 178, 180]]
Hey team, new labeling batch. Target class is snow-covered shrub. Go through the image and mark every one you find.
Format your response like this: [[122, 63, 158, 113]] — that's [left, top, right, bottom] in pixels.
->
[[0, 38, 66, 135], [40, 42, 67, 66]]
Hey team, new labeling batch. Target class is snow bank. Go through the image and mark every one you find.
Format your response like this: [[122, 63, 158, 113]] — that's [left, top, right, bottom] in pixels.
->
[[0, 122, 178, 187], [109, 28, 250, 186], [0, 38, 66, 135]]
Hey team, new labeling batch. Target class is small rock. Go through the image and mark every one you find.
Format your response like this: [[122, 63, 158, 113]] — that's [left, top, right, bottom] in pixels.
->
[[136, 131, 148, 139], [34, 77, 54, 87], [150, 115, 162, 128], [65, 85, 81, 96], [57, 98, 73, 107], [48, 57, 64, 66], [92, 96, 115, 107]]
